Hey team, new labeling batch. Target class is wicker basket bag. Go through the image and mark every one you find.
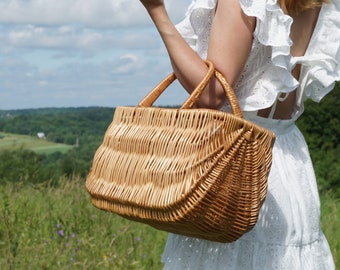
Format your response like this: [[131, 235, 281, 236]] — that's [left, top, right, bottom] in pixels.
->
[[86, 61, 276, 243]]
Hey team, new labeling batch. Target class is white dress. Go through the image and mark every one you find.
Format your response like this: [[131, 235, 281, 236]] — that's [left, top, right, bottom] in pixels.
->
[[161, 0, 340, 269]]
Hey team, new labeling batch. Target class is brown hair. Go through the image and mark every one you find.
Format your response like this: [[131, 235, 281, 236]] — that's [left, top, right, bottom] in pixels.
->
[[282, 0, 327, 14]]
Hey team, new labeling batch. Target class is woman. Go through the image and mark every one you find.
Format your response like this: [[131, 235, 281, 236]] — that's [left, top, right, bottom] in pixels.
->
[[139, 0, 338, 269]]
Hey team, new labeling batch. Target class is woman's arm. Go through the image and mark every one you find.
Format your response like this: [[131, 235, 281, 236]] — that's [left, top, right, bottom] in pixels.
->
[[140, 0, 255, 109]]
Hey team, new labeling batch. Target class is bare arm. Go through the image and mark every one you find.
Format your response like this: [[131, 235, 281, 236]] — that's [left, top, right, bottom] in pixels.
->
[[140, 0, 255, 109]]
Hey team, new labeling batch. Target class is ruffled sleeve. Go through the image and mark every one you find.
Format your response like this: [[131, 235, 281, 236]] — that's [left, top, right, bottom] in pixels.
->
[[175, 0, 217, 59], [295, 0, 340, 107]]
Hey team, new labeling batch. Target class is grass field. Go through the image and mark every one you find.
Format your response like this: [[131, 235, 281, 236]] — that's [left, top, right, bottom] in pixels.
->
[[0, 177, 338, 269], [0, 132, 73, 154], [0, 177, 167, 270]]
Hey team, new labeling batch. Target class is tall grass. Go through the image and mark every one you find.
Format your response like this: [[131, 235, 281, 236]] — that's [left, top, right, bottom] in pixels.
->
[[0, 177, 167, 270], [320, 191, 339, 267], [0, 177, 338, 269]]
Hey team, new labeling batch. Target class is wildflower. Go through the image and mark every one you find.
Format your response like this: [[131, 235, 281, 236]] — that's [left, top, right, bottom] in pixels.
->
[[58, 229, 65, 237], [135, 237, 141, 242], [71, 233, 76, 238], [57, 223, 61, 229]]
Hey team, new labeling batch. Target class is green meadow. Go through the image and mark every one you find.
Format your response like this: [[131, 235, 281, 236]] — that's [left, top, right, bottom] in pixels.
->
[[0, 132, 73, 155], [0, 177, 167, 270], [0, 177, 338, 269]]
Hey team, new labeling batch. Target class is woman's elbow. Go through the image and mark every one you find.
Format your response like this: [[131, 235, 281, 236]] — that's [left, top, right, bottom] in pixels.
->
[[195, 90, 227, 109]]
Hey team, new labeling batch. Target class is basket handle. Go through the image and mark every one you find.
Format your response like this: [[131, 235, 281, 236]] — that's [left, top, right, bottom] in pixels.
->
[[138, 60, 243, 118]]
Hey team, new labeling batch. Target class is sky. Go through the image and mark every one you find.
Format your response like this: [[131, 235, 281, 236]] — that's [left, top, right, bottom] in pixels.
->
[[0, 0, 191, 110]]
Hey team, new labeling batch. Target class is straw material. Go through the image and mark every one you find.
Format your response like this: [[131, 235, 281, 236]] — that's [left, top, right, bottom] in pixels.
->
[[86, 61, 276, 243]]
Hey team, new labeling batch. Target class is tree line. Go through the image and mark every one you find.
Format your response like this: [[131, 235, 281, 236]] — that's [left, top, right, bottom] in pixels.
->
[[0, 107, 114, 186]]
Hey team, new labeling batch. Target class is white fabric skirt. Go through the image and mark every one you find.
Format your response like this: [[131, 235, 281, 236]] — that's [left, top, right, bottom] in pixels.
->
[[161, 113, 335, 270]]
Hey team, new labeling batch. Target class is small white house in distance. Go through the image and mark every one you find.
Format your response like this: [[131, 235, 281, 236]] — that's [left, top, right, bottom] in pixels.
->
[[37, 132, 46, 139]]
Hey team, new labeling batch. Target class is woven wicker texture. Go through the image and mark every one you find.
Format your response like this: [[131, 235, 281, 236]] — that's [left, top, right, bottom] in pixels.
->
[[86, 61, 276, 243]]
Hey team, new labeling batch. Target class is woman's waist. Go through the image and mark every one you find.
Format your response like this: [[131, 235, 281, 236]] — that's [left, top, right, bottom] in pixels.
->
[[243, 111, 297, 135]]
